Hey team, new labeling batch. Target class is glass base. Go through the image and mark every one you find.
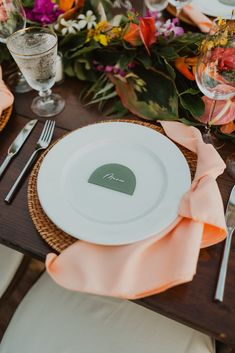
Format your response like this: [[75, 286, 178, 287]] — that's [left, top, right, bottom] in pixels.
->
[[226, 153, 235, 180], [202, 130, 224, 150], [7, 71, 32, 93], [31, 93, 65, 117]]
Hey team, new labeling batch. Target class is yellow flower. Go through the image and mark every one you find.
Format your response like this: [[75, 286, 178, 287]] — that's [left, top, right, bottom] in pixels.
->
[[109, 27, 122, 39], [128, 14, 134, 21], [95, 21, 110, 32], [217, 17, 226, 27], [94, 33, 109, 46], [86, 21, 121, 46]]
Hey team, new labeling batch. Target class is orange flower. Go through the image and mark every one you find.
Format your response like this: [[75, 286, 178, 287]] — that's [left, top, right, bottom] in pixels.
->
[[139, 17, 156, 55], [123, 18, 156, 55], [123, 22, 141, 46], [175, 57, 197, 81], [59, 0, 84, 12], [220, 121, 235, 134]]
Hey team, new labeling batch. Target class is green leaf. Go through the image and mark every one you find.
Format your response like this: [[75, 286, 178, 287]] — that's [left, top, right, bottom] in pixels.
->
[[74, 61, 97, 81], [104, 100, 129, 117], [85, 91, 118, 105], [22, 0, 34, 7], [68, 42, 100, 59], [118, 51, 136, 69], [93, 82, 114, 99], [179, 88, 200, 96], [158, 47, 178, 61], [94, 49, 124, 65], [179, 93, 205, 118], [133, 66, 178, 118], [137, 53, 152, 69], [64, 64, 75, 77], [109, 67, 178, 121], [59, 33, 87, 54], [163, 59, 176, 80]]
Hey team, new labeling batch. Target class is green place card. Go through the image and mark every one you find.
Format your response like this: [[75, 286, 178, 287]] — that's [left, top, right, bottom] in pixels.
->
[[88, 163, 136, 195]]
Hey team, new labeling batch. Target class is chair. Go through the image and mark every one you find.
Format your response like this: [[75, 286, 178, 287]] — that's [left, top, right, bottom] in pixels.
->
[[0, 245, 24, 299], [0, 272, 215, 353]]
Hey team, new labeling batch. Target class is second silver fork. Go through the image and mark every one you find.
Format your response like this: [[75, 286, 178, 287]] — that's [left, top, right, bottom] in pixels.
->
[[5, 120, 55, 204]]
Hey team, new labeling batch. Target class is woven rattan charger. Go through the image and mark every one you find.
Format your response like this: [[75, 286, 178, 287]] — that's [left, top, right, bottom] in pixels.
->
[[0, 106, 13, 132], [28, 119, 197, 254]]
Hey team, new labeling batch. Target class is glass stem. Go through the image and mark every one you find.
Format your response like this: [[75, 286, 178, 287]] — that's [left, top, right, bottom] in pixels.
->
[[202, 99, 217, 145], [206, 99, 217, 135], [39, 89, 52, 103], [176, 7, 181, 18]]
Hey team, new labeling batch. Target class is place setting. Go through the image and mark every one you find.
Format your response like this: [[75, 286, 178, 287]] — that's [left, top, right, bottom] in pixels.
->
[[21, 114, 228, 304], [165, 0, 235, 29], [0, 0, 235, 308]]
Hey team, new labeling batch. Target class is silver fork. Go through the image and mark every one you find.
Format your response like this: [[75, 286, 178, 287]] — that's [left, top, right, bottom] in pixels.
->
[[5, 120, 55, 204]]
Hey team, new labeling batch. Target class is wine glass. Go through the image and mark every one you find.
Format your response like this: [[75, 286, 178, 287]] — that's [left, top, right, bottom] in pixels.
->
[[0, 0, 31, 93], [168, 0, 192, 18], [144, 0, 168, 14], [195, 26, 235, 148], [6, 27, 65, 117]]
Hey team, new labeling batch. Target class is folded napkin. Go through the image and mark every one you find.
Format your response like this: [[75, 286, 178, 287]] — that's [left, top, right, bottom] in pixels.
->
[[183, 4, 212, 33], [46, 121, 227, 299], [0, 66, 14, 116]]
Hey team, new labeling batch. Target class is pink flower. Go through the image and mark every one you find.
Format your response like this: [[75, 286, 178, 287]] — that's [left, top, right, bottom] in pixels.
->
[[197, 95, 235, 125], [211, 47, 235, 71], [25, 0, 63, 25], [0, 0, 9, 21], [156, 18, 184, 37]]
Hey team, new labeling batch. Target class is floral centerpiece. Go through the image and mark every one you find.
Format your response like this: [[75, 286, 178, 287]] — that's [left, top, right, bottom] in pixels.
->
[[0, 0, 234, 142]]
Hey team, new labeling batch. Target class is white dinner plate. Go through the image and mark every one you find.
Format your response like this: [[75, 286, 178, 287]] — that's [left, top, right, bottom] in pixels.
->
[[192, 0, 235, 19], [37, 122, 191, 246]]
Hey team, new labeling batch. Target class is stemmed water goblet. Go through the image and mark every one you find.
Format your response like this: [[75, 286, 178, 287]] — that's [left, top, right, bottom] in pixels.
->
[[6, 27, 65, 117], [144, 0, 169, 15], [0, 0, 31, 92], [195, 24, 235, 141], [168, 0, 192, 18], [195, 23, 235, 177]]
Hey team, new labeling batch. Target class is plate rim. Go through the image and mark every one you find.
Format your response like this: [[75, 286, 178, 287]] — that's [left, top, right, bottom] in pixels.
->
[[192, 0, 235, 18]]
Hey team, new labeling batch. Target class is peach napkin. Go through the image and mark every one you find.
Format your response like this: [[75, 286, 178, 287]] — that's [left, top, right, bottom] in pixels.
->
[[46, 121, 227, 299], [0, 66, 14, 116], [183, 4, 212, 33]]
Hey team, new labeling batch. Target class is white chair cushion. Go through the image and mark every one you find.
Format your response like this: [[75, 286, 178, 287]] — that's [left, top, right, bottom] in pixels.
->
[[0, 272, 215, 353], [0, 245, 23, 298]]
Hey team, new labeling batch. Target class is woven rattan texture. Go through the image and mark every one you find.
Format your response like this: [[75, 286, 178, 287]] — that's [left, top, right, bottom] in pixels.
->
[[0, 106, 12, 132], [28, 120, 197, 254]]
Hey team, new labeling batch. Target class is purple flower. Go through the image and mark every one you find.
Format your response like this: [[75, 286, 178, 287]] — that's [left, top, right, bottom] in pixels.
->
[[25, 0, 63, 25], [145, 9, 159, 20], [93, 62, 127, 76], [104, 66, 113, 73], [156, 18, 184, 37]]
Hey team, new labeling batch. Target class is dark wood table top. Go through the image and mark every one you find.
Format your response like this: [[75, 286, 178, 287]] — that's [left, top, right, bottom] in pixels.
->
[[1, 77, 235, 347]]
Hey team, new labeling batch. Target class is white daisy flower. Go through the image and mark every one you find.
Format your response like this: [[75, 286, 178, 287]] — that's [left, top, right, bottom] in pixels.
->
[[77, 10, 96, 30], [59, 18, 81, 36]]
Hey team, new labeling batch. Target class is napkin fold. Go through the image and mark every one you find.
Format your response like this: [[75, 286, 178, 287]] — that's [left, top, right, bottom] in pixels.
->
[[183, 4, 212, 33], [46, 121, 227, 299], [0, 66, 14, 116]]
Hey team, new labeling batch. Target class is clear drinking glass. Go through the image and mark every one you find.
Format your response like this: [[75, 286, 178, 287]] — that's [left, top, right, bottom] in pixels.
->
[[168, 0, 192, 17], [144, 0, 168, 13], [195, 27, 235, 146], [0, 0, 25, 39], [0, 0, 31, 93], [7, 27, 65, 117]]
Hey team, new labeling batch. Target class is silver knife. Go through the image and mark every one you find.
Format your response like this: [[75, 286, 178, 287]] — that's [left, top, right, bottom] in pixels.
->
[[215, 185, 235, 302], [0, 119, 38, 180]]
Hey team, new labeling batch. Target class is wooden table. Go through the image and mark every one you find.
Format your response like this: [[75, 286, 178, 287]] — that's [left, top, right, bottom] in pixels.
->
[[0, 78, 235, 351]]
